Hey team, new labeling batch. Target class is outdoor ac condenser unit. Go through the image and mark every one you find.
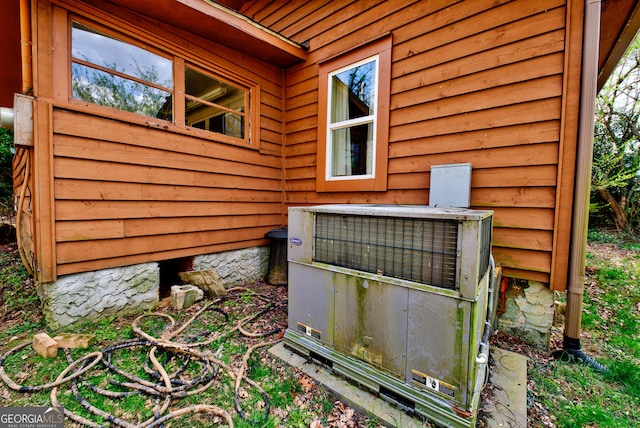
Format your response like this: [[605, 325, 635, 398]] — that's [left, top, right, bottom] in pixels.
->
[[284, 204, 494, 428]]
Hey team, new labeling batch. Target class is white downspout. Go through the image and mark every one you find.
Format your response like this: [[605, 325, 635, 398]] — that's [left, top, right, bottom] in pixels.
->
[[561, 0, 605, 371]]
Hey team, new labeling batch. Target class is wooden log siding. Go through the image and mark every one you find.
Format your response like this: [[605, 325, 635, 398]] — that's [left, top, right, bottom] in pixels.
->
[[244, 0, 576, 287], [51, 110, 283, 274], [34, 0, 291, 277]]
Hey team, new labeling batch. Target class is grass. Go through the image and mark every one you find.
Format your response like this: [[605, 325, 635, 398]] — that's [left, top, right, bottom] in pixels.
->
[[0, 246, 44, 339], [587, 228, 640, 251], [0, 317, 332, 427], [526, 229, 640, 427]]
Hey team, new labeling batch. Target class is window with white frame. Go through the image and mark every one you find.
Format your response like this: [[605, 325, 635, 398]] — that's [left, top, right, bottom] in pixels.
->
[[317, 37, 391, 192], [327, 57, 377, 178]]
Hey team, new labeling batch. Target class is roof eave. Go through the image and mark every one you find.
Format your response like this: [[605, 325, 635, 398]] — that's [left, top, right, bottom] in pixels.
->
[[94, 0, 308, 68], [598, 0, 640, 91]]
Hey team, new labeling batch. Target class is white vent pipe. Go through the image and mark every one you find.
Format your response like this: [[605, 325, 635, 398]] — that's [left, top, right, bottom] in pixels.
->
[[0, 108, 13, 130]]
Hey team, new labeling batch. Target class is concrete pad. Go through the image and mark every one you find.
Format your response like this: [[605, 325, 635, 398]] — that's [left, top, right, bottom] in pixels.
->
[[484, 347, 528, 428], [269, 342, 424, 427], [269, 343, 528, 428]]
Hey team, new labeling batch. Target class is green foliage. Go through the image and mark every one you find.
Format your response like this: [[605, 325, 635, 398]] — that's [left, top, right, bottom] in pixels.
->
[[591, 36, 640, 234], [0, 249, 43, 342], [605, 360, 640, 397], [587, 228, 619, 244], [0, 127, 13, 213], [588, 227, 640, 250]]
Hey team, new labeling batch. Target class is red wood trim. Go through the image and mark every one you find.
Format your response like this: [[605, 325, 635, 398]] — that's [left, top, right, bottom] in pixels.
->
[[374, 39, 391, 191], [316, 57, 329, 192], [501, 267, 550, 284], [49, 0, 307, 67], [176, 0, 307, 60], [33, 99, 57, 282], [173, 58, 185, 127], [51, 101, 260, 151], [318, 32, 393, 66], [551, 0, 584, 292], [52, 5, 69, 103], [280, 68, 287, 226], [56, 238, 269, 276], [251, 82, 261, 149]]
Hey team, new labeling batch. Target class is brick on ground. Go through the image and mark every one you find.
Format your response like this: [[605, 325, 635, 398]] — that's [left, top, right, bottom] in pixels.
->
[[32, 332, 58, 358], [53, 333, 95, 349]]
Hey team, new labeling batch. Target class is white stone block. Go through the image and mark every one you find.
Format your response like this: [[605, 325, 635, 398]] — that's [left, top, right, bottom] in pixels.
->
[[170, 285, 204, 310]]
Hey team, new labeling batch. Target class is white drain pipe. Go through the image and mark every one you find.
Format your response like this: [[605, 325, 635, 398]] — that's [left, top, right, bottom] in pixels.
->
[[562, 0, 605, 372]]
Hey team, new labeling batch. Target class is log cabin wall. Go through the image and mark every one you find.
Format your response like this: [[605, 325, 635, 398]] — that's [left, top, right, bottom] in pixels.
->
[[240, 0, 582, 291], [31, 0, 287, 280]]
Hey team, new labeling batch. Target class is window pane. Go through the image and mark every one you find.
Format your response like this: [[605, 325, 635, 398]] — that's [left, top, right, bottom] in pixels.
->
[[72, 63, 172, 120], [185, 67, 246, 139], [330, 59, 376, 123], [331, 123, 374, 177], [185, 67, 243, 101], [188, 103, 245, 139], [72, 22, 173, 88]]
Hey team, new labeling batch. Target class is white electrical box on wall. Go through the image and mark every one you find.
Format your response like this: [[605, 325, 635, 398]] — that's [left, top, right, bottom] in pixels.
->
[[429, 163, 472, 208]]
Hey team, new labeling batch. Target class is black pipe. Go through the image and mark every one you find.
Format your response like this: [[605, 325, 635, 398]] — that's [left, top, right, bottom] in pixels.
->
[[553, 335, 606, 373]]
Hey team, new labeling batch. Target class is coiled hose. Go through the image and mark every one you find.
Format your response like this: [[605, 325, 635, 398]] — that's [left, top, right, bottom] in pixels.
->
[[0, 287, 288, 427]]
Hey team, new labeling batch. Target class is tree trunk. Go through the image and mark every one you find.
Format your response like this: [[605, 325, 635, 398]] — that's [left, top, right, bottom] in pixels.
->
[[598, 188, 628, 230]]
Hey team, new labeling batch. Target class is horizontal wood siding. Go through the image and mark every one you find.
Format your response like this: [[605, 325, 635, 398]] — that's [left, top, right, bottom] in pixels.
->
[[249, 0, 571, 286], [42, 1, 286, 276], [52, 109, 283, 274]]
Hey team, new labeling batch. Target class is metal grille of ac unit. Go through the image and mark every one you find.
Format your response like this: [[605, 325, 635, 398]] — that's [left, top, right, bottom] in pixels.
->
[[479, 216, 492, 283], [314, 213, 459, 289]]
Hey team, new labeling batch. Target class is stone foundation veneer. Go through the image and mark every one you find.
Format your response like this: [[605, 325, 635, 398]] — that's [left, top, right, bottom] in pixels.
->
[[39, 262, 159, 330], [38, 246, 270, 329], [498, 280, 555, 350], [194, 246, 269, 287]]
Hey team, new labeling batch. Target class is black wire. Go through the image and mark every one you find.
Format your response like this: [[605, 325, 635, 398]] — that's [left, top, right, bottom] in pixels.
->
[[234, 385, 271, 426]]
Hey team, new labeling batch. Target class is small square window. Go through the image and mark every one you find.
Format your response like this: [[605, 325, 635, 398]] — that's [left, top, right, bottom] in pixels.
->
[[185, 66, 247, 141]]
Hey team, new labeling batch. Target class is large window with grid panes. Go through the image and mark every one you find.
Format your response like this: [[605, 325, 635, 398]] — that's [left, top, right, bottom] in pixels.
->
[[68, 19, 258, 147]]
